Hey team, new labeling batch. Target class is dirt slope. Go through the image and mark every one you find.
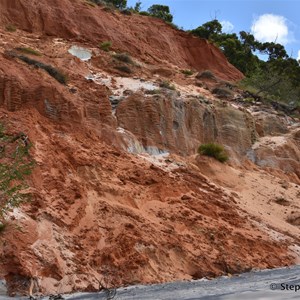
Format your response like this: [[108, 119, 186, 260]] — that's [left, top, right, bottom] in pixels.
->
[[0, 107, 295, 296], [0, 0, 243, 81]]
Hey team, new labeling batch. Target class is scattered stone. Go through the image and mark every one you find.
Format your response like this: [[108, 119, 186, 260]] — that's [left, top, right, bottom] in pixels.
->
[[274, 197, 290, 206], [279, 180, 289, 189], [181, 194, 192, 200], [109, 95, 124, 109], [286, 213, 300, 226], [230, 192, 239, 198], [69, 87, 77, 94], [123, 89, 133, 96]]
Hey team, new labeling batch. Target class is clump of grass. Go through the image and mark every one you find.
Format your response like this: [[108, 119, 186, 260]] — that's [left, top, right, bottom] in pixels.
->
[[166, 22, 179, 30], [198, 143, 228, 163], [196, 70, 216, 80], [43, 64, 68, 85], [159, 80, 176, 90], [85, 0, 97, 7], [181, 69, 194, 76], [5, 24, 16, 32], [212, 87, 233, 98], [0, 124, 35, 228], [145, 89, 161, 95], [101, 1, 116, 12], [7, 52, 68, 84], [99, 41, 112, 52], [120, 9, 132, 15], [113, 52, 134, 64], [16, 47, 42, 56], [115, 65, 132, 74], [139, 11, 150, 16], [0, 223, 6, 233]]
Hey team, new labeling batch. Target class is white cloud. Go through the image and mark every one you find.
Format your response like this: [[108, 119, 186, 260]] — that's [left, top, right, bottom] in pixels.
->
[[251, 14, 291, 45], [297, 50, 300, 61], [221, 20, 234, 33]]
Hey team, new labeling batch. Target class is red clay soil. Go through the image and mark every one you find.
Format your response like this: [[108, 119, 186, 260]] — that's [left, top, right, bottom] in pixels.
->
[[0, 0, 243, 81], [0, 45, 295, 296], [0, 107, 294, 296]]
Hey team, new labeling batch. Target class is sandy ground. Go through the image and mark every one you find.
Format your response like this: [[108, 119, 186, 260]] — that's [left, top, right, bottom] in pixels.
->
[[192, 156, 300, 260]]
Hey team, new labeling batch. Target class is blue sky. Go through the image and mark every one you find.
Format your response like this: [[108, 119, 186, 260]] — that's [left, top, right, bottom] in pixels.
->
[[127, 0, 300, 60]]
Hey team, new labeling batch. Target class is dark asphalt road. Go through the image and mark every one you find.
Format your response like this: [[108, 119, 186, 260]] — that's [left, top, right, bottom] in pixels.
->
[[1, 265, 300, 300]]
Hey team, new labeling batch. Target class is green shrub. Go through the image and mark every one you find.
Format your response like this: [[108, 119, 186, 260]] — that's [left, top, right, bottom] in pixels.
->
[[5, 24, 16, 32], [12, 53, 68, 85], [166, 22, 179, 30], [88, 0, 102, 4], [139, 11, 150, 16], [100, 41, 112, 52], [43, 64, 68, 85], [147, 4, 173, 22], [212, 87, 233, 98], [133, 1, 141, 12], [16, 47, 41, 56], [198, 143, 228, 162], [181, 69, 194, 76], [120, 9, 132, 15], [113, 52, 134, 64], [159, 80, 176, 90], [196, 70, 216, 80], [85, 0, 98, 7], [0, 222, 6, 233], [114, 65, 132, 74], [101, 0, 127, 9], [0, 125, 35, 225], [145, 89, 161, 95]]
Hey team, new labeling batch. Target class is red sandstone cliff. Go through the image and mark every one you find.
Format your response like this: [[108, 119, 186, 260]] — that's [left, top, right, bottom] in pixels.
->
[[0, 0, 243, 81]]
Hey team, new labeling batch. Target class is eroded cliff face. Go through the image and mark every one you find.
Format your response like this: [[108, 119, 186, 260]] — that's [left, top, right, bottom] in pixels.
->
[[0, 0, 299, 297], [0, 0, 243, 81], [116, 93, 256, 159]]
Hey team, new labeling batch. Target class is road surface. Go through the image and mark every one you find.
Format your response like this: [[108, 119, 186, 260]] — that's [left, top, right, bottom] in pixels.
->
[[1, 265, 300, 299]]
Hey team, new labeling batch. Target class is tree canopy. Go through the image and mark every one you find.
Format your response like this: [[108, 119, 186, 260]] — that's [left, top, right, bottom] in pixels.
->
[[147, 4, 173, 22], [190, 19, 300, 108]]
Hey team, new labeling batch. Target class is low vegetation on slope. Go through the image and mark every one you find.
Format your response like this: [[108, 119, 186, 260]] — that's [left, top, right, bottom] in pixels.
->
[[6, 51, 68, 84], [0, 124, 34, 230], [198, 143, 228, 163], [190, 19, 300, 111]]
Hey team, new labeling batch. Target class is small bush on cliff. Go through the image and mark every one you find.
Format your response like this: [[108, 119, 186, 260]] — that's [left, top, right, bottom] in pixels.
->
[[16, 47, 42, 56], [196, 70, 216, 80], [145, 89, 161, 95], [139, 11, 150, 16], [85, 0, 98, 7], [113, 52, 134, 64], [5, 24, 16, 32], [11, 53, 68, 85], [181, 69, 194, 76], [102, 0, 127, 9], [212, 86, 233, 98], [114, 65, 132, 74], [198, 143, 228, 163], [0, 124, 34, 229], [100, 41, 112, 52], [159, 80, 176, 90]]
